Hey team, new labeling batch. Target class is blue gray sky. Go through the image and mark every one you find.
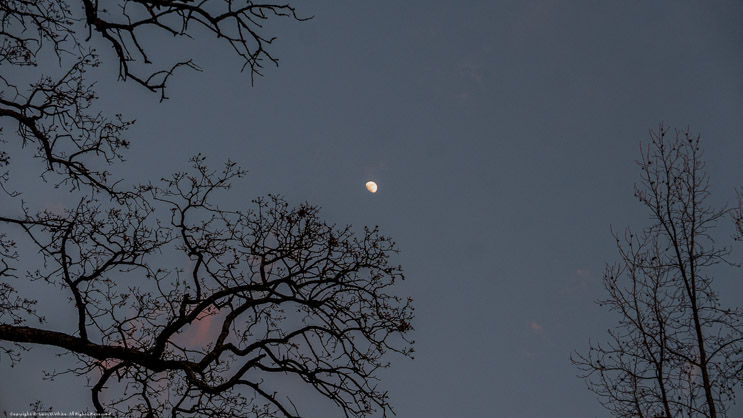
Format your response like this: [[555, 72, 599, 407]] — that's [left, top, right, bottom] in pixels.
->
[[3, 1, 743, 417]]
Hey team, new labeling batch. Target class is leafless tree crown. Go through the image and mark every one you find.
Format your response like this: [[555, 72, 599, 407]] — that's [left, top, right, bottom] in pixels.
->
[[572, 125, 743, 418], [0, 1, 414, 417]]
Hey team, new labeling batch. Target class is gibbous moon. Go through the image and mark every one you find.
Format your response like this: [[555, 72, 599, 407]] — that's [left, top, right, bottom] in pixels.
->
[[365, 181, 378, 193]]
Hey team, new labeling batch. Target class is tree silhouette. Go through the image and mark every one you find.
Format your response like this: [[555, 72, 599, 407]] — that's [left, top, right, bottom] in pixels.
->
[[572, 125, 743, 418], [0, 1, 413, 416]]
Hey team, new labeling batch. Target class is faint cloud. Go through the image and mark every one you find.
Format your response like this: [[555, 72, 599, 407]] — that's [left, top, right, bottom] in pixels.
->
[[575, 268, 591, 288], [459, 63, 484, 84], [560, 268, 593, 296], [529, 320, 543, 334], [452, 62, 484, 100], [510, 0, 560, 36], [43, 201, 66, 216], [183, 306, 219, 346]]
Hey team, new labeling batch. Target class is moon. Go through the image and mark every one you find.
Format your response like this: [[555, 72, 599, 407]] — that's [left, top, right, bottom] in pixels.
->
[[365, 181, 378, 193]]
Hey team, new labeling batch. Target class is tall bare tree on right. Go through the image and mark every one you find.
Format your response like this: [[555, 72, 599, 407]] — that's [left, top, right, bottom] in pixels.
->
[[572, 125, 743, 418]]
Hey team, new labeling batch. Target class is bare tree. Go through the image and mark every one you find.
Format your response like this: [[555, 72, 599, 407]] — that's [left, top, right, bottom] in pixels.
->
[[572, 125, 743, 418], [0, 1, 414, 416]]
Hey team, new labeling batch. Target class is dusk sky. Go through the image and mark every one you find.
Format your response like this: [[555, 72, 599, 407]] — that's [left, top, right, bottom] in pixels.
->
[[2, 1, 743, 417]]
